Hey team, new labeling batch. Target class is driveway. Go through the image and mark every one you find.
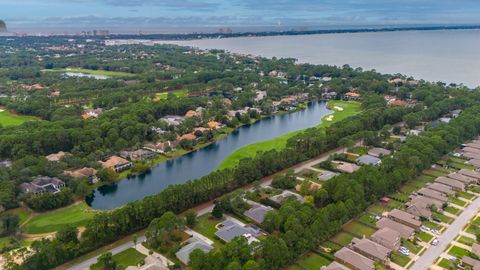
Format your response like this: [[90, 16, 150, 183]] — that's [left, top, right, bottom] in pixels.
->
[[410, 195, 480, 270]]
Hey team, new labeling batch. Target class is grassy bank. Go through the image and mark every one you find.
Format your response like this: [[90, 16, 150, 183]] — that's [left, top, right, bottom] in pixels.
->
[[22, 202, 98, 234], [0, 108, 39, 127], [42, 68, 135, 77], [217, 100, 361, 169]]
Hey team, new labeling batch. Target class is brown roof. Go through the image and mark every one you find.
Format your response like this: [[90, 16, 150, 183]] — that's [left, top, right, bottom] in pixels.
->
[[417, 187, 449, 202], [458, 169, 480, 180], [464, 152, 480, 160], [46, 151, 67, 162], [323, 262, 350, 270], [334, 247, 374, 270], [447, 173, 476, 184], [99, 156, 130, 169], [388, 209, 422, 228], [368, 147, 391, 157], [376, 217, 414, 239], [427, 183, 454, 195], [177, 133, 197, 141], [473, 243, 480, 257], [436, 176, 466, 188], [463, 147, 480, 154], [64, 167, 97, 178], [468, 159, 480, 167], [465, 143, 480, 150], [462, 256, 480, 270], [351, 237, 391, 261], [333, 161, 360, 173], [371, 227, 400, 250]]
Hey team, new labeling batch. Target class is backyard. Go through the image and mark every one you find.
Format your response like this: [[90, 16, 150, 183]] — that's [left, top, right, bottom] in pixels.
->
[[90, 248, 146, 270], [0, 108, 39, 127]]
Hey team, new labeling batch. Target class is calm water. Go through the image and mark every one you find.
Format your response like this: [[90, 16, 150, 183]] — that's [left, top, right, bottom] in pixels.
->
[[165, 30, 480, 88], [64, 72, 110, 79], [87, 101, 331, 209]]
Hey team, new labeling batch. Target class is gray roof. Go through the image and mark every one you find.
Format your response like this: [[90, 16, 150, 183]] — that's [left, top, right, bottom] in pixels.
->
[[215, 221, 256, 243], [319, 171, 340, 181], [32, 176, 64, 187], [270, 190, 305, 204], [368, 147, 391, 157], [356, 155, 381, 166], [244, 204, 273, 224], [175, 241, 213, 265]]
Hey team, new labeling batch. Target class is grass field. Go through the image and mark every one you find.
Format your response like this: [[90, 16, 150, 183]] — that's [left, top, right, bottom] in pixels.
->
[[91, 248, 146, 270], [329, 231, 355, 247], [391, 251, 411, 267], [22, 202, 96, 234], [217, 100, 361, 169], [449, 197, 467, 207], [457, 191, 476, 200], [295, 252, 331, 270], [448, 245, 470, 258], [417, 231, 433, 242], [432, 213, 454, 224], [43, 68, 135, 77], [0, 108, 38, 127], [457, 236, 475, 246], [6, 207, 31, 225], [192, 214, 224, 247]]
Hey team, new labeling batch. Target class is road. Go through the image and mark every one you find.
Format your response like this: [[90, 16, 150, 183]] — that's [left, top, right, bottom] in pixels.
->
[[410, 196, 480, 270], [66, 145, 352, 270]]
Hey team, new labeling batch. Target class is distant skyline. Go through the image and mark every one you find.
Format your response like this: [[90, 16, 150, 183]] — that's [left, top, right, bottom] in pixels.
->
[[2, 0, 480, 33]]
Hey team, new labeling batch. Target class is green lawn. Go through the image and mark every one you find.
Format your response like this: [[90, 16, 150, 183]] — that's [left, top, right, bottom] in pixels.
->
[[438, 258, 455, 269], [329, 231, 355, 247], [417, 231, 434, 242], [366, 204, 390, 215], [43, 68, 135, 77], [391, 251, 411, 267], [192, 214, 224, 247], [432, 213, 454, 224], [296, 252, 332, 270], [457, 236, 476, 246], [0, 108, 38, 127], [155, 89, 188, 100], [448, 245, 470, 258], [91, 248, 146, 270], [402, 240, 422, 254], [423, 221, 444, 231], [457, 191, 476, 200], [449, 197, 467, 207], [6, 207, 31, 225], [217, 100, 361, 169], [450, 162, 477, 170], [444, 206, 461, 215], [389, 192, 410, 203], [22, 203, 97, 234], [357, 213, 376, 226], [423, 169, 447, 177], [400, 184, 418, 194], [343, 221, 376, 237]]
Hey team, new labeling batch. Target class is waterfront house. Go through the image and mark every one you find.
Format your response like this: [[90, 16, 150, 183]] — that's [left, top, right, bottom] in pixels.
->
[[371, 227, 401, 251], [343, 91, 361, 101], [207, 121, 223, 129], [368, 147, 391, 158], [46, 151, 68, 162], [334, 247, 374, 270], [177, 133, 197, 142], [388, 209, 421, 229], [64, 167, 98, 183], [121, 149, 156, 161], [435, 176, 465, 191], [99, 155, 132, 173], [143, 141, 176, 154], [376, 217, 414, 239], [20, 176, 65, 195], [349, 237, 392, 262]]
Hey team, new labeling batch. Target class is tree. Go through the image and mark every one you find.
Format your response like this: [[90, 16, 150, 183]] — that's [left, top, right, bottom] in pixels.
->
[[242, 260, 261, 270], [260, 236, 290, 270], [97, 168, 118, 183], [0, 213, 19, 235], [212, 203, 224, 219], [185, 210, 197, 227], [97, 252, 117, 270], [56, 224, 78, 244]]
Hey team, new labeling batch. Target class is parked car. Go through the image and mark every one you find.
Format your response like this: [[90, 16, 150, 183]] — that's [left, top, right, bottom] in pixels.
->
[[432, 239, 439, 246]]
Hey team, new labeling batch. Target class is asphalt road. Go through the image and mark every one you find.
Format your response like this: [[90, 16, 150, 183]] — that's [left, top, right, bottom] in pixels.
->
[[410, 196, 480, 270]]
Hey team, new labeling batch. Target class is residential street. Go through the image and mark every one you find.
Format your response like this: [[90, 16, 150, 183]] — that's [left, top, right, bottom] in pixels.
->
[[410, 195, 480, 270], [66, 145, 351, 270]]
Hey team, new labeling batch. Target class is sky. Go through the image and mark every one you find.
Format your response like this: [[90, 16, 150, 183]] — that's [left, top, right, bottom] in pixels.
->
[[1, 0, 480, 33]]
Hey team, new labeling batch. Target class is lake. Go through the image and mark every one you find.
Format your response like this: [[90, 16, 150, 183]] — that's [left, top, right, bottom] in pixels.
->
[[164, 30, 480, 88], [87, 101, 331, 209], [64, 72, 111, 80]]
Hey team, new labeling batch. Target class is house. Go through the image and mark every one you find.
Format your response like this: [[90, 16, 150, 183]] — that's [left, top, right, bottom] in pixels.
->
[[439, 117, 451, 123], [371, 227, 401, 251], [0, 160, 12, 168], [175, 239, 213, 265], [150, 127, 166, 135], [388, 209, 422, 229], [472, 243, 480, 257], [356, 155, 381, 166], [343, 92, 361, 101], [463, 147, 480, 154], [464, 142, 480, 150], [99, 156, 132, 173], [391, 99, 407, 107], [207, 121, 223, 129], [270, 190, 305, 204], [334, 247, 374, 270], [462, 256, 480, 270], [376, 217, 415, 239], [223, 98, 232, 106], [458, 169, 480, 182], [177, 133, 197, 142], [435, 176, 465, 191], [406, 195, 443, 219], [426, 183, 454, 195], [83, 108, 103, 119], [323, 262, 350, 270], [321, 91, 337, 100], [254, 90, 267, 102], [122, 149, 156, 161], [333, 161, 360, 173], [22, 84, 45, 91], [46, 151, 67, 162], [64, 167, 98, 183], [143, 141, 176, 154], [368, 148, 391, 158], [468, 159, 480, 167], [244, 204, 273, 224], [20, 176, 65, 195], [417, 187, 448, 202], [161, 115, 185, 126], [463, 152, 480, 160], [451, 109, 462, 118], [185, 110, 201, 118], [214, 220, 261, 243], [408, 129, 422, 136], [350, 237, 392, 261]]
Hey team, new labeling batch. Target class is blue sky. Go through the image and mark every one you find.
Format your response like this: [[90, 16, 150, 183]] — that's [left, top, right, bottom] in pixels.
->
[[1, 0, 480, 33]]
